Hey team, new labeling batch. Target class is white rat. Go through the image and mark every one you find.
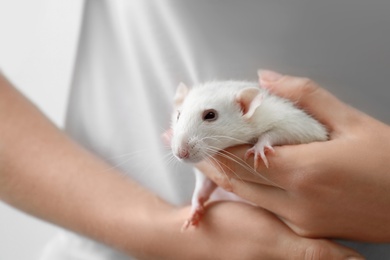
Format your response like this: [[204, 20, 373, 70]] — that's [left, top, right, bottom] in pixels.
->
[[168, 80, 328, 230]]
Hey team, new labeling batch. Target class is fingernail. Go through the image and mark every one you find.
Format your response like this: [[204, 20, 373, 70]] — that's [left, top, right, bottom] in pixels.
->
[[258, 70, 283, 82], [345, 256, 365, 260]]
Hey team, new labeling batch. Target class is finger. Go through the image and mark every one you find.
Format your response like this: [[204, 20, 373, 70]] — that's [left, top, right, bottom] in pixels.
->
[[196, 158, 277, 191], [258, 70, 360, 133], [207, 146, 283, 188], [228, 178, 289, 216], [295, 239, 364, 260], [216, 147, 279, 185], [197, 157, 289, 216], [209, 144, 293, 190], [217, 144, 295, 187], [214, 141, 335, 191]]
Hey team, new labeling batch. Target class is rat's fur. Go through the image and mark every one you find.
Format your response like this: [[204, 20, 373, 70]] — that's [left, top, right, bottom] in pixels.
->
[[171, 81, 328, 163], [170, 80, 328, 230]]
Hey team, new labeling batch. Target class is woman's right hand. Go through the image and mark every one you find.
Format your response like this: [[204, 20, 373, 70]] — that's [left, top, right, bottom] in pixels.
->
[[143, 201, 363, 260]]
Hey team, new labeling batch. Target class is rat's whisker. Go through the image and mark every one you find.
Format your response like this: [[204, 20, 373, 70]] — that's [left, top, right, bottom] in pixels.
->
[[103, 151, 145, 173], [136, 151, 180, 177], [205, 153, 252, 192], [106, 149, 150, 161], [203, 147, 246, 182], [203, 155, 238, 188], [204, 146, 253, 173], [165, 152, 179, 169], [205, 146, 280, 187], [199, 136, 220, 142]]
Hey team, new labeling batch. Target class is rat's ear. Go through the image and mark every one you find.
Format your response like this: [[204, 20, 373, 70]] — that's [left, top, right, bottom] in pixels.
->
[[174, 82, 189, 108], [235, 87, 263, 120]]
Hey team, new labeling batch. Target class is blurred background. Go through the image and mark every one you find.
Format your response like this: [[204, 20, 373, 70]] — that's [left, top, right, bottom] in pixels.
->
[[1, 1, 390, 259], [0, 0, 83, 259]]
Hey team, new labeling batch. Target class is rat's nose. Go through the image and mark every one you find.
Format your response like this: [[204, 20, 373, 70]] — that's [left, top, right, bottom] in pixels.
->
[[177, 147, 190, 159]]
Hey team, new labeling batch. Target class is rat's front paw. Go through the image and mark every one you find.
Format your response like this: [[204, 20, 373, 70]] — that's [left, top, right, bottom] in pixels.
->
[[245, 142, 274, 169]]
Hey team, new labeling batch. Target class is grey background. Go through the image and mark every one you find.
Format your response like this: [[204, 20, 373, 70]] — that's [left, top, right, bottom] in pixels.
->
[[172, 0, 390, 124]]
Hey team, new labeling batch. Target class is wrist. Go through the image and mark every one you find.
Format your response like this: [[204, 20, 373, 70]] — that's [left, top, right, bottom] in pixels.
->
[[104, 196, 179, 259], [140, 206, 193, 259], [137, 205, 209, 260]]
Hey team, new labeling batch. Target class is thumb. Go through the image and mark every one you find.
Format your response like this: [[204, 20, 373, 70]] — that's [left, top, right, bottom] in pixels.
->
[[298, 239, 365, 260], [258, 70, 357, 132]]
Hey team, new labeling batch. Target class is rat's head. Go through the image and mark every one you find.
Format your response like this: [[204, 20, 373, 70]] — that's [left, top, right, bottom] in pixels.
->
[[170, 81, 263, 164]]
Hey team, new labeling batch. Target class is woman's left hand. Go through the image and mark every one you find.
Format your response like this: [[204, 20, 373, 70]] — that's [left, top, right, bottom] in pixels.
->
[[202, 71, 390, 243]]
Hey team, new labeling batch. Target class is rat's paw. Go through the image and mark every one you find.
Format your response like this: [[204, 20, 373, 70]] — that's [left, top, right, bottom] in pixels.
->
[[245, 142, 274, 169], [181, 206, 205, 232]]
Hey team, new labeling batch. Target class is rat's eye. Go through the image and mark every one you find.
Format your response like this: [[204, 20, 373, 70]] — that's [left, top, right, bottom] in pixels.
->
[[177, 111, 181, 121], [202, 109, 218, 122]]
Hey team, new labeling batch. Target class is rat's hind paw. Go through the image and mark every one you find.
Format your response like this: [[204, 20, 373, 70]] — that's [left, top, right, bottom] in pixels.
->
[[181, 206, 204, 232]]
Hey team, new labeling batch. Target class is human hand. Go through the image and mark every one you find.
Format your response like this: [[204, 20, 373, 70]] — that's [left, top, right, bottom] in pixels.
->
[[204, 71, 390, 242], [147, 201, 362, 260]]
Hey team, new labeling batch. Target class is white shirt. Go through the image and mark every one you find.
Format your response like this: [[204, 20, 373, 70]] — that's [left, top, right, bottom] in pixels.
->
[[41, 0, 390, 259]]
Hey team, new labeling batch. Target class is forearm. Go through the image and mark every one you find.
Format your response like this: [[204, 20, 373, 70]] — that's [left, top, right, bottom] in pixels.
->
[[0, 74, 254, 259], [0, 74, 363, 259], [0, 73, 176, 257]]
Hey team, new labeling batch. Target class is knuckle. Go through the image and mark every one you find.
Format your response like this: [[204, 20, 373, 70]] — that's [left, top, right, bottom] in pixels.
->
[[287, 206, 319, 238], [299, 77, 319, 96], [214, 173, 234, 192], [290, 212, 320, 238], [303, 244, 325, 260], [294, 224, 316, 238], [302, 241, 345, 260]]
